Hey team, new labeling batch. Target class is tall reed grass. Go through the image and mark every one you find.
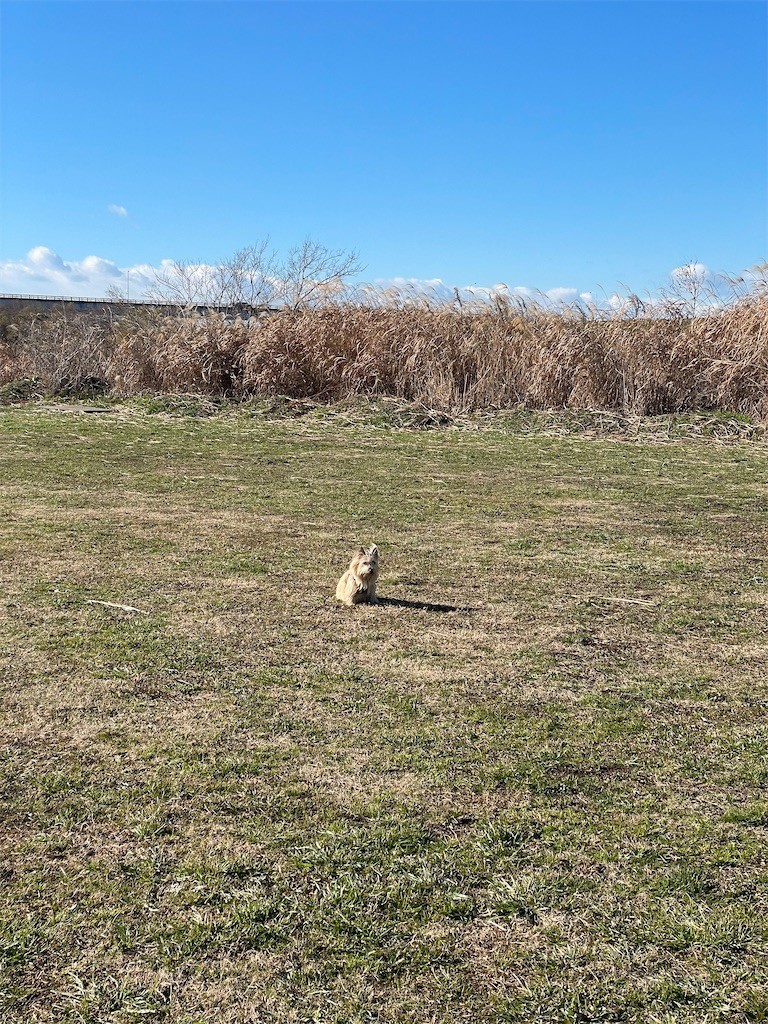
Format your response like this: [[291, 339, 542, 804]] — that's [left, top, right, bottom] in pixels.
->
[[2, 276, 767, 417]]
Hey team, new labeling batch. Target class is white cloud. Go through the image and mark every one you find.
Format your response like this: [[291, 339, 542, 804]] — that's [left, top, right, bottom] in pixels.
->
[[28, 245, 67, 272], [107, 204, 128, 217], [545, 286, 579, 305], [0, 247, 155, 298], [79, 255, 122, 278]]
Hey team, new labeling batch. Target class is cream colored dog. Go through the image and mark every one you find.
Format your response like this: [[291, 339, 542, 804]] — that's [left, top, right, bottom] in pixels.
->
[[335, 545, 380, 606]]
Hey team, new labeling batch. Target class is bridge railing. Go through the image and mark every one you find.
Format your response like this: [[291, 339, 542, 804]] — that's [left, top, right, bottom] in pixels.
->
[[0, 293, 161, 305]]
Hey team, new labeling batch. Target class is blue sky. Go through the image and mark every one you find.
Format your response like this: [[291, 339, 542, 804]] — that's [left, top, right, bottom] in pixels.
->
[[0, 0, 765, 299]]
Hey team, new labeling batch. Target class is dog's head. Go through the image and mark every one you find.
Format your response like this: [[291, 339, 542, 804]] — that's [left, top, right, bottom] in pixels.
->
[[352, 544, 379, 578]]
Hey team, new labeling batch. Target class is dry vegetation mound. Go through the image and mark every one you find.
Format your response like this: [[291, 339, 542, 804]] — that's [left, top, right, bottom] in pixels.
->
[[2, 282, 767, 417]]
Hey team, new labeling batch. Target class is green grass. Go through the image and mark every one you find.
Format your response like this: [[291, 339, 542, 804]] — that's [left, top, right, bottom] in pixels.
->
[[1, 401, 767, 1023]]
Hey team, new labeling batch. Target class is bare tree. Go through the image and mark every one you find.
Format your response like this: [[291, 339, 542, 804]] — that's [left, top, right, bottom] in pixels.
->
[[214, 241, 278, 309], [277, 237, 363, 311], [149, 244, 276, 310], [662, 262, 713, 317], [149, 258, 223, 308], [149, 237, 361, 312]]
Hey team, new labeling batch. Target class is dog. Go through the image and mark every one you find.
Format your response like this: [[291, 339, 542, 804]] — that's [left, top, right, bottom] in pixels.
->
[[335, 545, 380, 606]]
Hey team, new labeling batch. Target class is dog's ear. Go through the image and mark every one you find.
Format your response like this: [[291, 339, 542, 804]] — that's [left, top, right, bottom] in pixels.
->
[[357, 547, 366, 557], [370, 544, 379, 557]]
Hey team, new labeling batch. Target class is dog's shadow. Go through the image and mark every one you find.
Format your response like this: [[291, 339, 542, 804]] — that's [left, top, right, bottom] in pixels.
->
[[378, 596, 475, 614]]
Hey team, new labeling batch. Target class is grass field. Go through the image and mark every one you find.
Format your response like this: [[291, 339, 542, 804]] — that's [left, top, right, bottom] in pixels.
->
[[1, 400, 767, 1023]]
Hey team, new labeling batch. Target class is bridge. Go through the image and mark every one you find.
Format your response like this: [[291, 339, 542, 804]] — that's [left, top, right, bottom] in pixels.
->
[[0, 293, 274, 317]]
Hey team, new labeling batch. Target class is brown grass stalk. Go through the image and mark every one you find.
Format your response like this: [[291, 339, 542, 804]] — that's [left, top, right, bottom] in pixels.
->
[[2, 283, 767, 417]]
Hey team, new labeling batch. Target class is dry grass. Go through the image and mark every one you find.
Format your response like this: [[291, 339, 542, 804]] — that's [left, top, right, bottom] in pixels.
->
[[2, 273, 767, 417], [1, 404, 767, 1022]]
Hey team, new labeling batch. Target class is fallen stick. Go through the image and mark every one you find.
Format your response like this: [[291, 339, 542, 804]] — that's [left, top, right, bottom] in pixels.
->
[[86, 600, 148, 614], [578, 595, 656, 607]]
